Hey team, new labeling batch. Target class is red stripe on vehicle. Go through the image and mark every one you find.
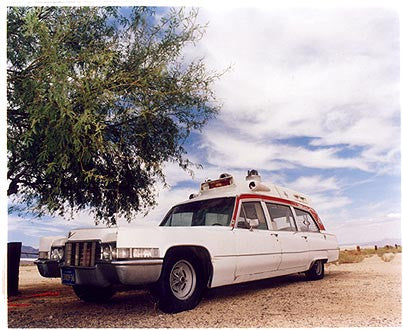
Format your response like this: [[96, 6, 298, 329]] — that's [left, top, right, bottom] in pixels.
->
[[235, 194, 325, 230], [231, 195, 240, 227]]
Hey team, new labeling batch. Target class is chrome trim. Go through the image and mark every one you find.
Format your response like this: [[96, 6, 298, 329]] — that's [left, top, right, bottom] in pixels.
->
[[34, 259, 51, 265], [60, 260, 163, 286], [215, 248, 340, 258], [65, 241, 100, 267], [111, 259, 163, 266], [35, 259, 61, 278]]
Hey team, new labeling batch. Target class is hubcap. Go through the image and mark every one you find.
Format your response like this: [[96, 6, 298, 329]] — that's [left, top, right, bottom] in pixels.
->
[[169, 260, 196, 300], [315, 261, 322, 275]]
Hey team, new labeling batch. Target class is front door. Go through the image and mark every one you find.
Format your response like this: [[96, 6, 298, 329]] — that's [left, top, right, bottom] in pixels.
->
[[234, 200, 281, 281]]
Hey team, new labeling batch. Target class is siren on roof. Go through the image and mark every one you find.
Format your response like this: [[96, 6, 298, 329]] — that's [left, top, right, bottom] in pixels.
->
[[189, 193, 198, 199], [249, 181, 271, 192], [245, 169, 261, 182]]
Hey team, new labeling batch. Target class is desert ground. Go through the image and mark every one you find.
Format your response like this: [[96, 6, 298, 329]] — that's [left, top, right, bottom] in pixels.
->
[[8, 254, 401, 328]]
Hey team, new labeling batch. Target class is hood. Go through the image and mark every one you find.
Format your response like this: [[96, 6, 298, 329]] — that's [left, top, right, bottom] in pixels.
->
[[116, 225, 232, 252], [38, 236, 65, 252], [67, 227, 118, 243]]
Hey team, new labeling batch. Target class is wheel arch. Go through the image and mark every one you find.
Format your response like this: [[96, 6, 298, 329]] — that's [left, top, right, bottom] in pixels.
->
[[308, 258, 328, 269], [163, 245, 214, 288]]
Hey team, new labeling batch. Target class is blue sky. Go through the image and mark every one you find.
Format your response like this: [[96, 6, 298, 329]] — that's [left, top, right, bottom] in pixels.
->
[[7, 5, 401, 247]]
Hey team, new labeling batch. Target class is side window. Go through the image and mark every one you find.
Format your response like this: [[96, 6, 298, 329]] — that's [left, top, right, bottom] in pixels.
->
[[205, 213, 229, 226], [237, 202, 268, 230], [266, 203, 296, 231], [170, 212, 193, 226], [294, 208, 319, 232]]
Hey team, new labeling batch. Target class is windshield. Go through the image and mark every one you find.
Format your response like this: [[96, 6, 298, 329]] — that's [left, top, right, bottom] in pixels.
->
[[160, 197, 235, 227]]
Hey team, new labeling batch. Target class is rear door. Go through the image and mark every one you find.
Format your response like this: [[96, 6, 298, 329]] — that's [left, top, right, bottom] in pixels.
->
[[264, 202, 311, 271], [293, 208, 328, 262], [234, 200, 281, 280]]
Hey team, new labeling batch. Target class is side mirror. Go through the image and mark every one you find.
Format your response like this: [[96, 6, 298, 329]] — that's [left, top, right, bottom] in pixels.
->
[[247, 218, 260, 230]]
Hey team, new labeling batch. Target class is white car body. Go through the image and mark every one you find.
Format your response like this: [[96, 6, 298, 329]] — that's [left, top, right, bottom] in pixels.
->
[[36, 170, 339, 312]]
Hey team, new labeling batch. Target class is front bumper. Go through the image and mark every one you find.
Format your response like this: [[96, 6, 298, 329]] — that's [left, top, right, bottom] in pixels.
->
[[35, 259, 61, 278], [61, 259, 163, 287]]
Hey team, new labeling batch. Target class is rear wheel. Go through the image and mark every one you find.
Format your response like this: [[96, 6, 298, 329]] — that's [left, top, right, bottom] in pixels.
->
[[155, 252, 204, 313], [305, 260, 325, 280], [73, 285, 115, 302]]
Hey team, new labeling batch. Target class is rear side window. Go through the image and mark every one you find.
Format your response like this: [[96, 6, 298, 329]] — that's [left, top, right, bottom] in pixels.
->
[[237, 202, 268, 230], [266, 203, 296, 231], [294, 208, 319, 232]]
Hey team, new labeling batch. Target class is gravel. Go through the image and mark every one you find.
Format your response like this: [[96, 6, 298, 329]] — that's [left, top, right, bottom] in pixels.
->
[[8, 254, 401, 328]]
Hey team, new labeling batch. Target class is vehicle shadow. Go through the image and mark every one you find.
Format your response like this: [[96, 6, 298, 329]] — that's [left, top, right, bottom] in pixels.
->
[[11, 270, 350, 309], [66, 275, 308, 315], [203, 273, 306, 301], [203, 270, 350, 302], [66, 269, 350, 310]]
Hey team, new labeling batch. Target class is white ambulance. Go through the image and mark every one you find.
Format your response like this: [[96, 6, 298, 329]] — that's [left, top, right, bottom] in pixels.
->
[[35, 169, 339, 313]]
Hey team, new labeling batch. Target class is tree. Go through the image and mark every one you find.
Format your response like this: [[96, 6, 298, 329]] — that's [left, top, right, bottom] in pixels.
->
[[7, 7, 221, 225]]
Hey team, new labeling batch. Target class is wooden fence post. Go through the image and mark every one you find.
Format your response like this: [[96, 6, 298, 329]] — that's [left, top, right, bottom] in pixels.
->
[[8, 242, 22, 296]]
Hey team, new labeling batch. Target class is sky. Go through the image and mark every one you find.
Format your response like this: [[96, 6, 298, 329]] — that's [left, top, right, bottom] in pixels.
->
[[6, 4, 401, 247]]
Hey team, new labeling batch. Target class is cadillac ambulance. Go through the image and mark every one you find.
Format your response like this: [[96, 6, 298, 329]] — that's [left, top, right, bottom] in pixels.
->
[[35, 170, 339, 313]]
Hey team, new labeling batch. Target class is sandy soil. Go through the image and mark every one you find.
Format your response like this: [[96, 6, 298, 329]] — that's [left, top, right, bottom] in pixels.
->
[[8, 254, 401, 328]]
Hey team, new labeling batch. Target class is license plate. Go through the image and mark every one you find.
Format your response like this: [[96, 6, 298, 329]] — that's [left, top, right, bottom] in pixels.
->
[[61, 268, 76, 285]]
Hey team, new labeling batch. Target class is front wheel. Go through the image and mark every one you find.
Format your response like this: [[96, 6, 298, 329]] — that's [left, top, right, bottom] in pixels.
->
[[155, 252, 204, 313], [305, 260, 325, 280], [72, 285, 115, 302]]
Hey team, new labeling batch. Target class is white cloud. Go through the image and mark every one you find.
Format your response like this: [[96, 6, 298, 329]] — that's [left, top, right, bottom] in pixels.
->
[[8, 216, 66, 237], [124, 186, 196, 226], [320, 195, 401, 244], [386, 212, 401, 219], [286, 175, 340, 194], [194, 7, 399, 174], [309, 193, 351, 212], [202, 131, 369, 171], [326, 214, 401, 245]]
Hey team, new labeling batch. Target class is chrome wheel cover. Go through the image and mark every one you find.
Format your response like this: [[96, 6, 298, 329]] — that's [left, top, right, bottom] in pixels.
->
[[169, 259, 196, 300], [315, 261, 322, 275]]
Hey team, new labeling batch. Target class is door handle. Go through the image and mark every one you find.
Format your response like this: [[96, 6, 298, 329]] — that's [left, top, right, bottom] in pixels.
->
[[301, 235, 308, 239], [270, 233, 278, 237]]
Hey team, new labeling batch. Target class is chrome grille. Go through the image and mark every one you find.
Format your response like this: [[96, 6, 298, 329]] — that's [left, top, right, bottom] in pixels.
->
[[65, 241, 99, 267]]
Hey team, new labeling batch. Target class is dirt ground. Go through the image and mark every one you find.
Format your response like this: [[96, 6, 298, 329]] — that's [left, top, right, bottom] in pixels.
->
[[8, 254, 401, 328]]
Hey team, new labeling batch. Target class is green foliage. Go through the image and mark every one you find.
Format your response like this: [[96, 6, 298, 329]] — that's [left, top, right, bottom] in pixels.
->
[[7, 7, 221, 225]]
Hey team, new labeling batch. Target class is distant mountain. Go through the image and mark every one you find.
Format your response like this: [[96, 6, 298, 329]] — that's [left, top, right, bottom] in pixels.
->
[[21, 245, 39, 258]]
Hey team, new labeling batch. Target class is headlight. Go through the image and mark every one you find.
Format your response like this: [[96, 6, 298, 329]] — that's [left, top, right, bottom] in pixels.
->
[[50, 247, 64, 261], [101, 244, 117, 261], [39, 251, 49, 259]]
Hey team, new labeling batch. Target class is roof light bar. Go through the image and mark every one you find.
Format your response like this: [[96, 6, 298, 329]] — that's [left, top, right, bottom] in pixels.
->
[[201, 175, 234, 191], [208, 177, 232, 189]]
